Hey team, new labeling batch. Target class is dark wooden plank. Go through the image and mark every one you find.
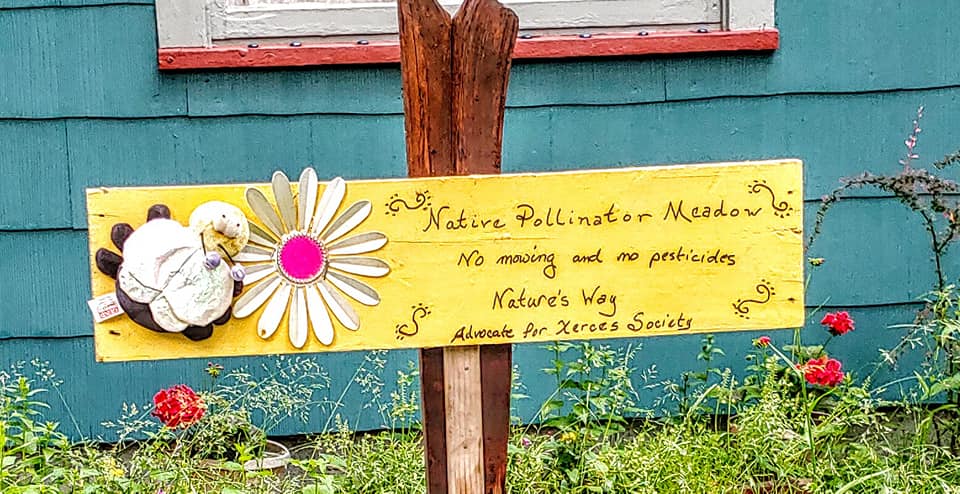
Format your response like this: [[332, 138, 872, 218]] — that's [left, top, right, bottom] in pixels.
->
[[398, 0, 455, 490], [479, 344, 512, 493], [418, 347, 449, 494], [398, 0, 454, 179], [451, 0, 517, 176]]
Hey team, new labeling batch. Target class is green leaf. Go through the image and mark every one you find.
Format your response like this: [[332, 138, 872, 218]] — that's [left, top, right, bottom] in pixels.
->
[[925, 373, 960, 399]]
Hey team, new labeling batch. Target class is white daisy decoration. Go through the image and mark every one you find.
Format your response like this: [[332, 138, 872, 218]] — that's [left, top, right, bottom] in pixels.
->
[[232, 169, 390, 348]]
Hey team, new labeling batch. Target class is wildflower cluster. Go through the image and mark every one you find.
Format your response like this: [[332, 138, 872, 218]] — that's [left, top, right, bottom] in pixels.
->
[[755, 310, 854, 389]]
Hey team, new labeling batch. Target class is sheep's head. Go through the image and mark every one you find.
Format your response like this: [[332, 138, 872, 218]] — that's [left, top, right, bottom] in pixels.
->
[[189, 201, 250, 257]]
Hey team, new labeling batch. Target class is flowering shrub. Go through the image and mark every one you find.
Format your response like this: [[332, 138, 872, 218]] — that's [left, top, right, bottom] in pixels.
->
[[821, 311, 854, 336], [753, 309, 855, 391], [152, 384, 206, 429], [798, 356, 845, 388]]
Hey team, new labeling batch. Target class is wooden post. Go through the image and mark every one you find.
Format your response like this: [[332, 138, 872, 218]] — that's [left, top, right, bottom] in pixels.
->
[[397, 0, 518, 491]]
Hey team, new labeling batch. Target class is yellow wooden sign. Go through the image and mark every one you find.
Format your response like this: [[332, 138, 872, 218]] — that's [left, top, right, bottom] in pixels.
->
[[87, 159, 804, 361]]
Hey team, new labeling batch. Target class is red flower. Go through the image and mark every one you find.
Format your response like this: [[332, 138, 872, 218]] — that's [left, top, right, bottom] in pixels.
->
[[799, 356, 844, 387], [152, 384, 206, 428], [754, 336, 772, 348], [821, 311, 854, 336]]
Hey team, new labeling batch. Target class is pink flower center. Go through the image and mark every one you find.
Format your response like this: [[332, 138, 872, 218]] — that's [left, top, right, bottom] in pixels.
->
[[278, 235, 325, 283]]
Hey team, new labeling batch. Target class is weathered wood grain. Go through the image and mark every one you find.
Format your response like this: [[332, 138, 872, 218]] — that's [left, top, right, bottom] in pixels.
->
[[65, 115, 407, 228], [3, 1, 960, 118], [400, 0, 517, 489], [451, 0, 517, 175], [397, 0, 456, 487], [448, 1, 517, 490], [0, 120, 72, 229], [397, 0, 454, 179], [419, 347, 449, 494], [55, 88, 960, 231], [0, 6, 186, 119], [0, 230, 90, 339], [480, 344, 512, 493], [442, 346, 484, 493]]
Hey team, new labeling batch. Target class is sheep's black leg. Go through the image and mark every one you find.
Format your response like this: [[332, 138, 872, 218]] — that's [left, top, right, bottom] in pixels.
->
[[232, 279, 244, 297], [213, 307, 232, 326], [147, 204, 171, 222], [114, 280, 166, 333], [182, 325, 214, 341], [95, 249, 123, 279]]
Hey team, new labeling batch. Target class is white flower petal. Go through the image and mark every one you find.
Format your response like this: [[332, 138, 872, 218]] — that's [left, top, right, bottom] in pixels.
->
[[235, 245, 274, 263], [310, 177, 346, 237], [305, 285, 334, 345], [258, 283, 291, 339], [246, 188, 285, 239], [272, 171, 296, 233], [234, 274, 280, 318], [248, 222, 278, 248], [241, 263, 277, 284], [326, 270, 380, 306], [289, 287, 308, 349], [298, 168, 319, 232], [322, 201, 372, 244], [326, 232, 388, 256], [329, 257, 390, 278], [318, 280, 360, 330]]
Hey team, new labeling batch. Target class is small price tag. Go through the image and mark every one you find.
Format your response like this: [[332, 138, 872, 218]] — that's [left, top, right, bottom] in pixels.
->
[[88, 293, 124, 323]]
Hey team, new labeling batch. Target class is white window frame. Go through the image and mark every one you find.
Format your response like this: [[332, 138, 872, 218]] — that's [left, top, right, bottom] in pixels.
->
[[156, 0, 774, 49]]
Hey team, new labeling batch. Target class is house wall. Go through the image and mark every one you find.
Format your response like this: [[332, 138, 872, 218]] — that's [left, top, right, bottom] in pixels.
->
[[1, 0, 959, 439]]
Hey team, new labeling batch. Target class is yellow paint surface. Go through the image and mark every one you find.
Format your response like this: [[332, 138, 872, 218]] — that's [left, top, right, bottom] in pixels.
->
[[87, 159, 804, 361]]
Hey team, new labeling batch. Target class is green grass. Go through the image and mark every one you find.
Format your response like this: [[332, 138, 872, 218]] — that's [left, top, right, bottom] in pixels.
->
[[6, 341, 960, 494]]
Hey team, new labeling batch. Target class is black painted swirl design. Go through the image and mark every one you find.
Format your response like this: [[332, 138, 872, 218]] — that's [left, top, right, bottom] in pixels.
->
[[385, 190, 432, 216], [396, 303, 431, 340], [732, 280, 775, 319], [748, 180, 793, 218]]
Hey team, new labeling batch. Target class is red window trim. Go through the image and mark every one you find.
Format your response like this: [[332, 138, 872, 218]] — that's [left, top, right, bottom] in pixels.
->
[[158, 29, 778, 71]]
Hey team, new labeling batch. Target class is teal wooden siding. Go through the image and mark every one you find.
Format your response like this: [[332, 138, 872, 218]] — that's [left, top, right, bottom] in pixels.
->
[[1, 0, 958, 439]]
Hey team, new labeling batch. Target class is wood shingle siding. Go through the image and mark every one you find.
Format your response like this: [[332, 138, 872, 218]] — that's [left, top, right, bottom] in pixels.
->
[[0, 0, 958, 439]]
